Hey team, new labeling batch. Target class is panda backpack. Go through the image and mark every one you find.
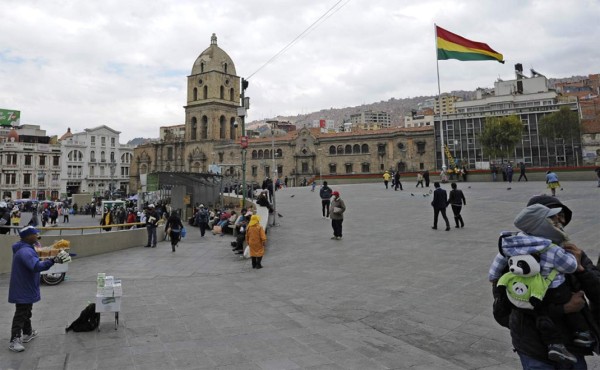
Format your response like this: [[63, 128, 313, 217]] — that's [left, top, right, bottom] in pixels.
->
[[496, 232, 557, 310]]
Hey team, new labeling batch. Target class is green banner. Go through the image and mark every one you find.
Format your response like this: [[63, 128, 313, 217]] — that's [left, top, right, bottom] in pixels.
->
[[0, 109, 20, 126], [147, 173, 159, 191]]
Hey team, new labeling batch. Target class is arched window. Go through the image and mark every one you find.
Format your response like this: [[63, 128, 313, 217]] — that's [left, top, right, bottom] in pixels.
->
[[223, 63, 228, 74], [193, 88, 197, 101], [110, 152, 115, 161], [337, 145, 343, 155], [200, 62, 204, 73], [191, 117, 197, 140], [276, 148, 283, 158], [329, 145, 336, 155], [229, 117, 236, 140], [258, 150, 264, 159], [101, 151, 106, 162], [230, 88, 234, 101], [203, 85, 208, 99], [361, 144, 369, 153], [219, 115, 226, 139], [201, 116, 208, 139], [220, 86, 224, 99], [353, 144, 360, 153], [345, 145, 352, 154], [252, 150, 258, 159], [264, 149, 270, 159], [90, 151, 96, 162]]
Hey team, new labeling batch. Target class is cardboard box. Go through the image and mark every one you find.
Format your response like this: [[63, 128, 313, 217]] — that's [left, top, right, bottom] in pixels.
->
[[95, 295, 121, 312], [112, 283, 122, 297]]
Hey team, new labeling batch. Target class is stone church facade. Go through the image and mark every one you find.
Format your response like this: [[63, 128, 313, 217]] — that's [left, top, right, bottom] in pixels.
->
[[130, 35, 435, 192]]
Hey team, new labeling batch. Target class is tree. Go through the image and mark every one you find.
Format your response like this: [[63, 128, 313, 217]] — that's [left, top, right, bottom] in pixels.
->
[[478, 115, 522, 163], [538, 106, 580, 142]]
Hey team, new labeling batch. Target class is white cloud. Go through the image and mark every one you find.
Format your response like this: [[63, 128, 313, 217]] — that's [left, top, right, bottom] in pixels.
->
[[1, 0, 598, 142]]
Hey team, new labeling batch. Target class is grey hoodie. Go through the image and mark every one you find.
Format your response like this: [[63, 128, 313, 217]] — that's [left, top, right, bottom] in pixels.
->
[[513, 204, 567, 245]]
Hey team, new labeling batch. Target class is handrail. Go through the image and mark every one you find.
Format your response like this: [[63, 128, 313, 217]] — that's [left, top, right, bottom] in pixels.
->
[[4, 222, 149, 236]]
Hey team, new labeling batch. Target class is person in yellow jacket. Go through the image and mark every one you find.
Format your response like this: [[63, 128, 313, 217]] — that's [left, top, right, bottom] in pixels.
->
[[245, 215, 267, 269], [382, 171, 391, 189], [11, 208, 21, 235]]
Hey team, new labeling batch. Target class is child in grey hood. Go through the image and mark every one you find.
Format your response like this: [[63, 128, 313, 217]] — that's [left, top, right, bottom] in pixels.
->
[[489, 204, 594, 365]]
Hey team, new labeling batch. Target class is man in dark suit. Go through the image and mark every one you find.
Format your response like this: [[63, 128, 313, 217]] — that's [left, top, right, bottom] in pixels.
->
[[431, 182, 450, 231]]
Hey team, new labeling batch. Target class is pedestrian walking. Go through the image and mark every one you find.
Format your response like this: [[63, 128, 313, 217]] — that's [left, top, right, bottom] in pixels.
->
[[506, 163, 514, 183], [311, 181, 317, 192], [195, 204, 209, 237], [394, 171, 403, 191], [545, 170, 561, 196], [329, 191, 346, 240], [595, 167, 600, 187], [8, 226, 65, 352], [416, 172, 424, 187], [431, 182, 450, 231], [284, 176, 289, 187], [448, 182, 466, 228], [165, 210, 184, 252], [423, 170, 430, 187], [491, 162, 498, 182], [144, 204, 159, 248], [319, 181, 333, 218], [383, 171, 391, 189], [62, 207, 69, 223], [518, 162, 528, 182], [90, 204, 96, 219], [246, 215, 267, 269], [0, 202, 11, 235], [11, 208, 21, 235]]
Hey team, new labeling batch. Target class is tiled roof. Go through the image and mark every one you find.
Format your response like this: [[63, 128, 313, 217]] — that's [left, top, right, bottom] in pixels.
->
[[582, 119, 600, 134]]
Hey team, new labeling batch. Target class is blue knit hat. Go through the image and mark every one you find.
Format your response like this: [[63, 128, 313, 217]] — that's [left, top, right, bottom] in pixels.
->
[[19, 226, 40, 238]]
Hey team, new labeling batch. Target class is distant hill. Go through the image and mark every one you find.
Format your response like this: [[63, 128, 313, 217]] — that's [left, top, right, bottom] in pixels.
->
[[247, 75, 588, 129], [127, 137, 155, 146]]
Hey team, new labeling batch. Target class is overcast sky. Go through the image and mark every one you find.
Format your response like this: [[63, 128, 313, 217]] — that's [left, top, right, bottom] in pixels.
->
[[1, 0, 599, 142]]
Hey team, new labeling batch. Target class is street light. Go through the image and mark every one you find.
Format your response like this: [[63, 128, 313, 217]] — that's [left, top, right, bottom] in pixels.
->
[[271, 123, 279, 227], [109, 159, 116, 199]]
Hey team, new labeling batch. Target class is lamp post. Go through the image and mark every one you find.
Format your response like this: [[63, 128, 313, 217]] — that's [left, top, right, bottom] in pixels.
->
[[271, 123, 278, 226], [109, 159, 116, 199], [238, 78, 249, 209]]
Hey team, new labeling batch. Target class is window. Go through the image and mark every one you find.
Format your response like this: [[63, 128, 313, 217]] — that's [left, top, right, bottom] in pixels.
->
[[361, 163, 370, 173], [24, 155, 32, 166], [219, 115, 226, 139], [265, 166, 270, 177], [39, 156, 46, 166], [416, 142, 426, 154], [203, 86, 208, 99], [252, 150, 257, 159], [101, 137, 106, 146], [91, 136, 96, 145], [201, 116, 208, 139], [223, 63, 228, 73], [111, 138, 115, 147], [353, 144, 360, 153], [301, 162, 308, 173], [90, 151, 96, 162], [337, 145, 343, 155], [345, 145, 352, 154], [420, 162, 424, 170], [191, 117, 197, 140], [53, 156, 60, 166], [329, 164, 337, 174], [193, 88, 198, 100], [101, 151, 106, 162], [251, 166, 257, 176], [258, 150, 263, 159], [23, 173, 31, 185], [230, 88, 234, 101], [345, 163, 353, 174], [167, 147, 173, 160], [276, 148, 283, 158], [264, 149, 270, 159], [90, 166, 95, 176], [277, 165, 283, 176], [5, 173, 16, 185], [6, 154, 17, 165], [220, 86, 224, 99], [329, 145, 336, 155]]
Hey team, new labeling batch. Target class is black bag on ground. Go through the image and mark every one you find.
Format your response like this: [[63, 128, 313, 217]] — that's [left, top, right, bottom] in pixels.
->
[[66, 303, 101, 332]]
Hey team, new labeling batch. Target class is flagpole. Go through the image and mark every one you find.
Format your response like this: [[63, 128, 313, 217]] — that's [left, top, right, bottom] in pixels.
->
[[434, 23, 446, 170]]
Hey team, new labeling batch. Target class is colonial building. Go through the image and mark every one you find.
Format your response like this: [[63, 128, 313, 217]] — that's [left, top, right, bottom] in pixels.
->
[[0, 125, 61, 200], [58, 125, 134, 197], [130, 34, 435, 193], [434, 64, 581, 169]]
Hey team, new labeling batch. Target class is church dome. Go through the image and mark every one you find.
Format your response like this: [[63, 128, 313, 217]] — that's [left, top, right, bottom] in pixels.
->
[[191, 33, 237, 76], [59, 127, 73, 141], [7, 128, 19, 142]]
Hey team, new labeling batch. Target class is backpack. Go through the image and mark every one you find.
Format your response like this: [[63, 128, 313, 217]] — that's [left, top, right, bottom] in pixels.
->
[[66, 303, 101, 332], [196, 209, 209, 224]]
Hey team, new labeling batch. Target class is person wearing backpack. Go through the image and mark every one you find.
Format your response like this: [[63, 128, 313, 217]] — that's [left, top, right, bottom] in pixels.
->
[[8, 226, 67, 352], [490, 198, 600, 368], [319, 181, 333, 218], [195, 204, 209, 237]]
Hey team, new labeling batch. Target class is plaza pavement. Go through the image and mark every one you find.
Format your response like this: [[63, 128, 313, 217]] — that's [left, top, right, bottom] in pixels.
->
[[0, 180, 599, 370]]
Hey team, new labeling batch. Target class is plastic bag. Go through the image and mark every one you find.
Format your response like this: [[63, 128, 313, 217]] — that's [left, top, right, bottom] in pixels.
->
[[181, 227, 187, 238], [243, 245, 250, 259]]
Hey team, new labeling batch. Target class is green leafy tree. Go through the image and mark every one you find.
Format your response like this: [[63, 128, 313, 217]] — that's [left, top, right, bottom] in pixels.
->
[[478, 115, 522, 163], [538, 106, 581, 142]]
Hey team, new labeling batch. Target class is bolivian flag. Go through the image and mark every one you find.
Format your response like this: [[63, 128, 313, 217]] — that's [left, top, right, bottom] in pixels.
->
[[436, 25, 504, 63]]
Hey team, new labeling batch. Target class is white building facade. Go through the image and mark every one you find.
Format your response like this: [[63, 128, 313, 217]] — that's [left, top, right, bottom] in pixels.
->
[[60, 125, 134, 198]]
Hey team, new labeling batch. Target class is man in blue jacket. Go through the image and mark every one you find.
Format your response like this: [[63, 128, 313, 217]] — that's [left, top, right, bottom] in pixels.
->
[[8, 226, 59, 352]]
